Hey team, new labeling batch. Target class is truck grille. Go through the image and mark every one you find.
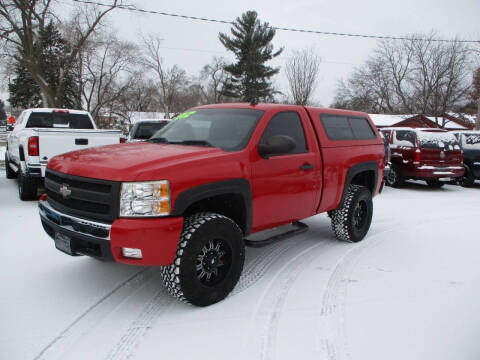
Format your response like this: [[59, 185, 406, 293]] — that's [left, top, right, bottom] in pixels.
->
[[45, 169, 120, 222]]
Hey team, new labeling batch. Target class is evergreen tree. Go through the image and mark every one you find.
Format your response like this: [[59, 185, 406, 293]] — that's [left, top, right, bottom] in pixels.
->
[[219, 11, 283, 102], [8, 63, 43, 108], [0, 100, 6, 120], [8, 21, 81, 109]]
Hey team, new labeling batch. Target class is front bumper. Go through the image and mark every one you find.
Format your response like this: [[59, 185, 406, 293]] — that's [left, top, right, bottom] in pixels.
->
[[39, 199, 184, 266]]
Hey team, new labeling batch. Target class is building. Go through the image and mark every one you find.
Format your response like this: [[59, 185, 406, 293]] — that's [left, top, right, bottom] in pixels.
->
[[369, 113, 470, 131]]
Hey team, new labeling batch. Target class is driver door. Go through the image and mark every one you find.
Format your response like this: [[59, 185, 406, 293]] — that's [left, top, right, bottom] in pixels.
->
[[250, 109, 322, 232]]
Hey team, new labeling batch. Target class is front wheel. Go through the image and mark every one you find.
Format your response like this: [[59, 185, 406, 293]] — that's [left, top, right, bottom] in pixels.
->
[[18, 171, 38, 200], [460, 165, 475, 187], [161, 213, 245, 306], [330, 185, 373, 243], [5, 153, 17, 179]]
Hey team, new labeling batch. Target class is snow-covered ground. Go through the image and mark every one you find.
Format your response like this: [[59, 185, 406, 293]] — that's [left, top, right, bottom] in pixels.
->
[[1, 174, 479, 360]]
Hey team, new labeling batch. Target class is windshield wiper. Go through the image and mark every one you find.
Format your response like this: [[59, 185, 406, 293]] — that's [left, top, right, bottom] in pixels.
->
[[148, 137, 168, 143], [169, 140, 214, 147]]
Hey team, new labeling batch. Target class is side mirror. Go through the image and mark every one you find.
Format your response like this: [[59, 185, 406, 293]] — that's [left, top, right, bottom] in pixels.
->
[[258, 135, 296, 159], [6, 124, 14, 131]]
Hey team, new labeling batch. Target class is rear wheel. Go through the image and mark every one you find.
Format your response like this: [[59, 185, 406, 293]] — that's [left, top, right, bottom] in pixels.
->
[[161, 213, 245, 306], [386, 163, 404, 187], [460, 164, 475, 187], [18, 171, 38, 200], [330, 185, 373, 243], [4, 153, 17, 179], [426, 179, 444, 188]]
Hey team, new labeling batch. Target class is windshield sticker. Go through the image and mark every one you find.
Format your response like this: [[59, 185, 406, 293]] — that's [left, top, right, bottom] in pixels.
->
[[173, 111, 196, 121]]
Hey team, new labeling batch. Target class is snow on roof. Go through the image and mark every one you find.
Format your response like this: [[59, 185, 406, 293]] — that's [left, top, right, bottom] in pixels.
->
[[447, 112, 477, 125], [426, 116, 468, 129], [368, 114, 416, 126]]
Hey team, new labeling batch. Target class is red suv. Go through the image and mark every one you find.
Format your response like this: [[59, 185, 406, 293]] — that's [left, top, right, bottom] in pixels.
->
[[381, 128, 464, 187]]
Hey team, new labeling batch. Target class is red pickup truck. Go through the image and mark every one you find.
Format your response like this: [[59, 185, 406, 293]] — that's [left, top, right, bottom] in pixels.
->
[[38, 103, 385, 306]]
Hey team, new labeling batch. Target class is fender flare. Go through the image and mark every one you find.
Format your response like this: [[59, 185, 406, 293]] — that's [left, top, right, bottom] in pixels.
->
[[172, 178, 253, 235], [340, 161, 379, 205]]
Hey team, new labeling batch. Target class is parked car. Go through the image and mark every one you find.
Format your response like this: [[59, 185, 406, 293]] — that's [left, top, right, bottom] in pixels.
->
[[39, 103, 385, 306], [380, 127, 464, 188], [379, 131, 391, 181], [5, 108, 124, 200], [452, 131, 480, 187], [128, 119, 169, 142]]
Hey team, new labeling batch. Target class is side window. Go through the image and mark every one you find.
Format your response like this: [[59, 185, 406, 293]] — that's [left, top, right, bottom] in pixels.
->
[[260, 111, 307, 154], [321, 115, 376, 140], [393, 130, 416, 147]]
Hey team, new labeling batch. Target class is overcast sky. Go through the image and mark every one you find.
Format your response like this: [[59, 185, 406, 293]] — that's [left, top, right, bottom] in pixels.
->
[[2, 0, 480, 108]]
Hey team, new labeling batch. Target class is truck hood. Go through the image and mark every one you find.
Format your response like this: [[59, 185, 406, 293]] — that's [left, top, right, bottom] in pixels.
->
[[48, 142, 226, 181]]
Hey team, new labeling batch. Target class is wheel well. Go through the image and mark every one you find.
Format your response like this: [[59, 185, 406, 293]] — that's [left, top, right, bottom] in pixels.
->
[[19, 146, 25, 161], [183, 193, 247, 235], [350, 170, 376, 194]]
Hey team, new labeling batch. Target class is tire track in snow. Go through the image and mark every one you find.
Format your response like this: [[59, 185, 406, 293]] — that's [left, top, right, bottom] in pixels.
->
[[33, 268, 151, 360], [103, 277, 174, 360], [105, 238, 304, 360], [318, 214, 469, 360], [233, 238, 301, 295], [250, 235, 334, 360]]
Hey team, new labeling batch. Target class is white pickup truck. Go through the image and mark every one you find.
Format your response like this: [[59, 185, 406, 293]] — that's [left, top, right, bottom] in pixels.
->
[[5, 108, 124, 200]]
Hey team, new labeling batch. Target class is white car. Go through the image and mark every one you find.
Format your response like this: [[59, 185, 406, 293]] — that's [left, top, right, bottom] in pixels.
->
[[5, 108, 124, 200]]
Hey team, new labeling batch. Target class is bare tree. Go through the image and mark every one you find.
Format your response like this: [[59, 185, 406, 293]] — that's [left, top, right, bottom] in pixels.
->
[[198, 57, 229, 104], [0, 0, 119, 107], [79, 32, 138, 119], [285, 48, 320, 105], [141, 35, 188, 118], [333, 33, 473, 124]]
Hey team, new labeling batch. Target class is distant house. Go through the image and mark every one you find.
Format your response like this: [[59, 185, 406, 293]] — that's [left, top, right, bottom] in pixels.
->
[[368, 113, 470, 131]]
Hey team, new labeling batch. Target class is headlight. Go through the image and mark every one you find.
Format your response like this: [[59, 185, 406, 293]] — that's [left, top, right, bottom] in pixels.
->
[[120, 181, 170, 217]]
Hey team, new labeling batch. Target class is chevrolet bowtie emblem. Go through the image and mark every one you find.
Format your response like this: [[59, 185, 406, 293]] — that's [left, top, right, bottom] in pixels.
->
[[59, 184, 72, 199]]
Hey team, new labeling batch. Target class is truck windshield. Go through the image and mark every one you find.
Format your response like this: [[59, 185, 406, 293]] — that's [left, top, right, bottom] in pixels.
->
[[150, 108, 264, 151], [25, 112, 94, 129], [132, 121, 169, 140], [418, 132, 460, 150]]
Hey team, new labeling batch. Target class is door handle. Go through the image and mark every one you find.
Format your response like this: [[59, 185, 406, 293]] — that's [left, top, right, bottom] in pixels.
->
[[300, 163, 314, 170]]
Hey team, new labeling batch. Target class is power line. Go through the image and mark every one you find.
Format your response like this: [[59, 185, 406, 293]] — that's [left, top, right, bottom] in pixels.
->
[[71, 0, 480, 44]]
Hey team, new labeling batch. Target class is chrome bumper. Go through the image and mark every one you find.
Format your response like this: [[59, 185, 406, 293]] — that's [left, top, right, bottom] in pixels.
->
[[38, 200, 111, 240]]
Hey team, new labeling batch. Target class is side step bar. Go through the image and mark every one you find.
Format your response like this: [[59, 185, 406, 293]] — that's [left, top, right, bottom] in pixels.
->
[[244, 222, 309, 248]]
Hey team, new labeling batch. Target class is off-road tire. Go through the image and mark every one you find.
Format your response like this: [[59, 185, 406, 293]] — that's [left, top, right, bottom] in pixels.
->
[[18, 171, 38, 200], [161, 212, 245, 307], [5, 153, 16, 179], [426, 179, 444, 188], [386, 163, 404, 187], [460, 164, 475, 187], [331, 185, 373, 243]]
